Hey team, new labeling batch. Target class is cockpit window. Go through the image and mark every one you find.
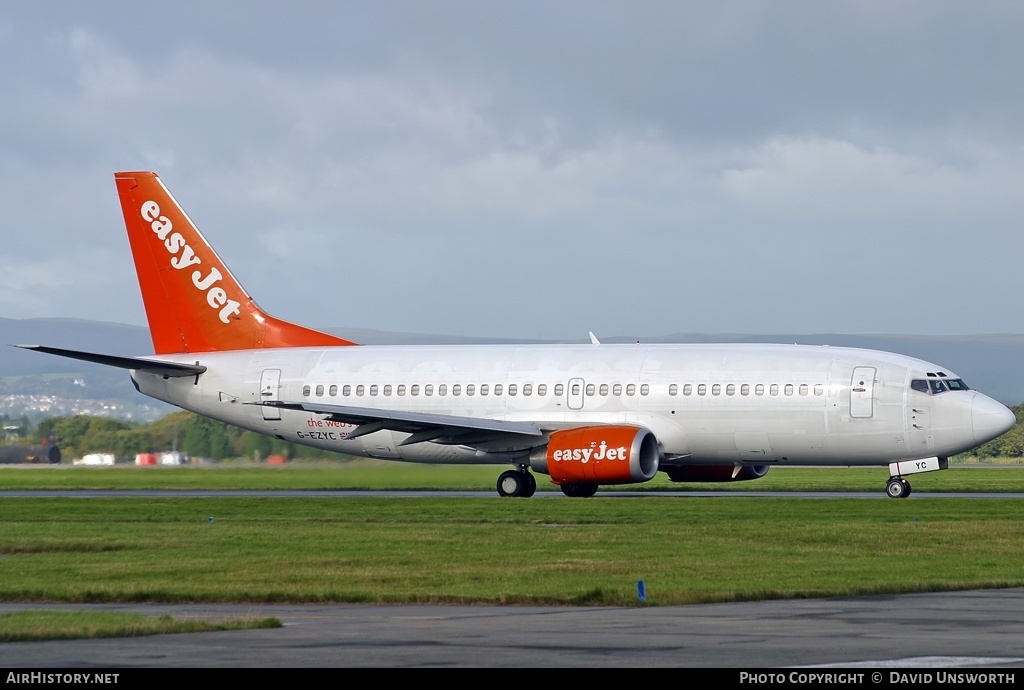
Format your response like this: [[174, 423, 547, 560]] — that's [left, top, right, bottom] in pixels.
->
[[911, 378, 970, 395]]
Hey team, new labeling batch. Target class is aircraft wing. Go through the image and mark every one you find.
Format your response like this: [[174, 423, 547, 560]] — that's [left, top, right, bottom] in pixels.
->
[[262, 400, 547, 447], [12, 345, 207, 378]]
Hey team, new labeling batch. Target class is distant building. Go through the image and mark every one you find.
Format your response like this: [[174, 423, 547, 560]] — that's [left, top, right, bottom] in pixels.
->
[[74, 453, 115, 466]]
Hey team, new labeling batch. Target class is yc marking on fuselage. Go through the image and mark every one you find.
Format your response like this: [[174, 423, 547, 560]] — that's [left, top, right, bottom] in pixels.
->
[[296, 430, 344, 441]]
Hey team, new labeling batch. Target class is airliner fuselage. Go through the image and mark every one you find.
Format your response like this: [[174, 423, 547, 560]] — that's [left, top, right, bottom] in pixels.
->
[[132, 342, 1010, 472]]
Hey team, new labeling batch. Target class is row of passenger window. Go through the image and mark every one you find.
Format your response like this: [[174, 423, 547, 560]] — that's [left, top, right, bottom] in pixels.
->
[[301, 382, 825, 398]]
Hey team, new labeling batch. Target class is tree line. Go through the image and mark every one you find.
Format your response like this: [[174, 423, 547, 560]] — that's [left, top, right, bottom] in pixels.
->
[[29, 411, 344, 462], [5, 404, 1024, 463]]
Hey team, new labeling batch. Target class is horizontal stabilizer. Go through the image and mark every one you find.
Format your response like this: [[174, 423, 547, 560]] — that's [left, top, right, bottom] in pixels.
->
[[13, 345, 207, 378]]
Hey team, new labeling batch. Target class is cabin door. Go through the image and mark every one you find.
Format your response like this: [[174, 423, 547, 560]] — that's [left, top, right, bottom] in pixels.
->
[[567, 377, 585, 410], [850, 367, 876, 419], [260, 369, 282, 421]]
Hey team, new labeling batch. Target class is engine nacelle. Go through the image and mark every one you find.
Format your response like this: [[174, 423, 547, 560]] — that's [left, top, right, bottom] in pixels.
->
[[663, 464, 770, 483], [530, 425, 660, 485]]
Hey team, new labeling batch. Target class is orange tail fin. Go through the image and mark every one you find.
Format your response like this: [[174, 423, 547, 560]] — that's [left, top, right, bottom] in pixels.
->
[[115, 171, 357, 354]]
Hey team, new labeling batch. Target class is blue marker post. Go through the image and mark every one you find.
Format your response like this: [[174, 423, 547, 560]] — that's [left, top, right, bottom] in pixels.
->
[[637, 580, 646, 603]]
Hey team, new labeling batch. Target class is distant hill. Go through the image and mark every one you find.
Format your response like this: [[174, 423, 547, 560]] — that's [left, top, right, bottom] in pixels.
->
[[3, 319, 1023, 422]]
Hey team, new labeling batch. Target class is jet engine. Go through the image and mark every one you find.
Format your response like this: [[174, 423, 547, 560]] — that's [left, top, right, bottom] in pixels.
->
[[530, 425, 660, 485], [663, 464, 770, 482]]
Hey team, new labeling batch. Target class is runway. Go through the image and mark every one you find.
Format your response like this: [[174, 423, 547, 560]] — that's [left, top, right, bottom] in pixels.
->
[[1, 589, 1023, 668]]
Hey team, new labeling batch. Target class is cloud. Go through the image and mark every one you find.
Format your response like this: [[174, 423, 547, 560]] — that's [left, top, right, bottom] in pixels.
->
[[1, 4, 1024, 337]]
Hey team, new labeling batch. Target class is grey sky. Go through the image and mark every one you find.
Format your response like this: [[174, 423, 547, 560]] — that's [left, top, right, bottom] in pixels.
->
[[2, 1, 1022, 342]]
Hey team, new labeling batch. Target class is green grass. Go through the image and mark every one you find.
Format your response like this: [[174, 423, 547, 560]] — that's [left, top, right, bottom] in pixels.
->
[[1, 462, 1023, 493], [0, 496, 1023, 607], [1, 462, 1022, 644], [0, 609, 281, 641]]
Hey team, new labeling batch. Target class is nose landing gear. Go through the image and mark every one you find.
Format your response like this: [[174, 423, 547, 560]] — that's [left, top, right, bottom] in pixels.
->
[[886, 476, 912, 499]]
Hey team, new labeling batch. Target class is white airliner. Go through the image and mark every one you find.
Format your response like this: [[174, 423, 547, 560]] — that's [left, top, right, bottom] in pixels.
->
[[19, 171, 1016, 498]]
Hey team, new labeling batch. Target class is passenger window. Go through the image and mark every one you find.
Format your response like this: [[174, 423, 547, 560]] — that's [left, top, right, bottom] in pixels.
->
[[466, 384, 475, 396], [683, 384, 692, 396], [572, 383, 581, 395], [397, 384, 406, 396], [538, 384, 547, 396], [586, 383, 595, 396], [740, 384, 750, 396], [303, 385, 311, 397], [613, 384, 622, 395], [315, 385, 324, 397], [669, 384, 678, 395], [627, 384, 636, 395], [770, 384, 779, 396], [726, 384, 735, 396], [411, 384, 419, 396], [480, 384, 489, 396], [784, 384, 793, 396], [452, 384, 461, 396], [383, 385, 392, 396], [601, 384, 610, 395], [329, 384, 338, 396], [523, 384, 532, 396], [356, 385, 365, 396], [553, 384, 562, 396], [814, 384, 823, 396], [799, 384, 808, 396], [343, 385, 351, 396], [369, 385, 378, 396], [425, 384, 433, 396], [712, 384, 721, 396], [438, 384, 448, 396], [755, 384, 764, 396], [508, 384, 517, 396], [640, 384, 649, 396], [697, 384, 706, 396], [495, 384, 503, 396]]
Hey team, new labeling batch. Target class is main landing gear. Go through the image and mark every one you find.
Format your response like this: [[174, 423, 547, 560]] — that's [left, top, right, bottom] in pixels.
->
[[497, 467, 537, 498], [886, 476, 912, 499]]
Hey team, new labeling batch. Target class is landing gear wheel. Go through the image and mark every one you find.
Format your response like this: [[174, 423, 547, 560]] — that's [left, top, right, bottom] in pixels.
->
[[497, 470, 524, 497], [886, 477, 908, 499], [560, 482, 598, 498], [520, 472, 537, 498]]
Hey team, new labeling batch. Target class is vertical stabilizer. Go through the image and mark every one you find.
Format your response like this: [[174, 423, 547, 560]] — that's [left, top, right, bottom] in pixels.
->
[[115, 171, 357, 354]]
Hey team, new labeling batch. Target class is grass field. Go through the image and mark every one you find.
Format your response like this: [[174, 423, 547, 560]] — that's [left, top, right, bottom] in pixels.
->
[[1, 463, 1022, 640], [0, 463, 1023, 608], [1, 461, 1023, 492]]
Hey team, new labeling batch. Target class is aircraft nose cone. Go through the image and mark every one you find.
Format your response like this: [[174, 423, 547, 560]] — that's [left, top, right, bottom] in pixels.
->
[[972, 395, 1016, 445]]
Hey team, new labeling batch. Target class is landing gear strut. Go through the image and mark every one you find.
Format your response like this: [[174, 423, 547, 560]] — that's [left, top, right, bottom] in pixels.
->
[[886, 476, 912, 499], [497, 467, 537, 498]]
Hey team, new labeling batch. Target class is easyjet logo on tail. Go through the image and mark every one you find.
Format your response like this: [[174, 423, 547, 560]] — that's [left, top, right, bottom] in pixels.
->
[[140, 200, 241, 324]]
